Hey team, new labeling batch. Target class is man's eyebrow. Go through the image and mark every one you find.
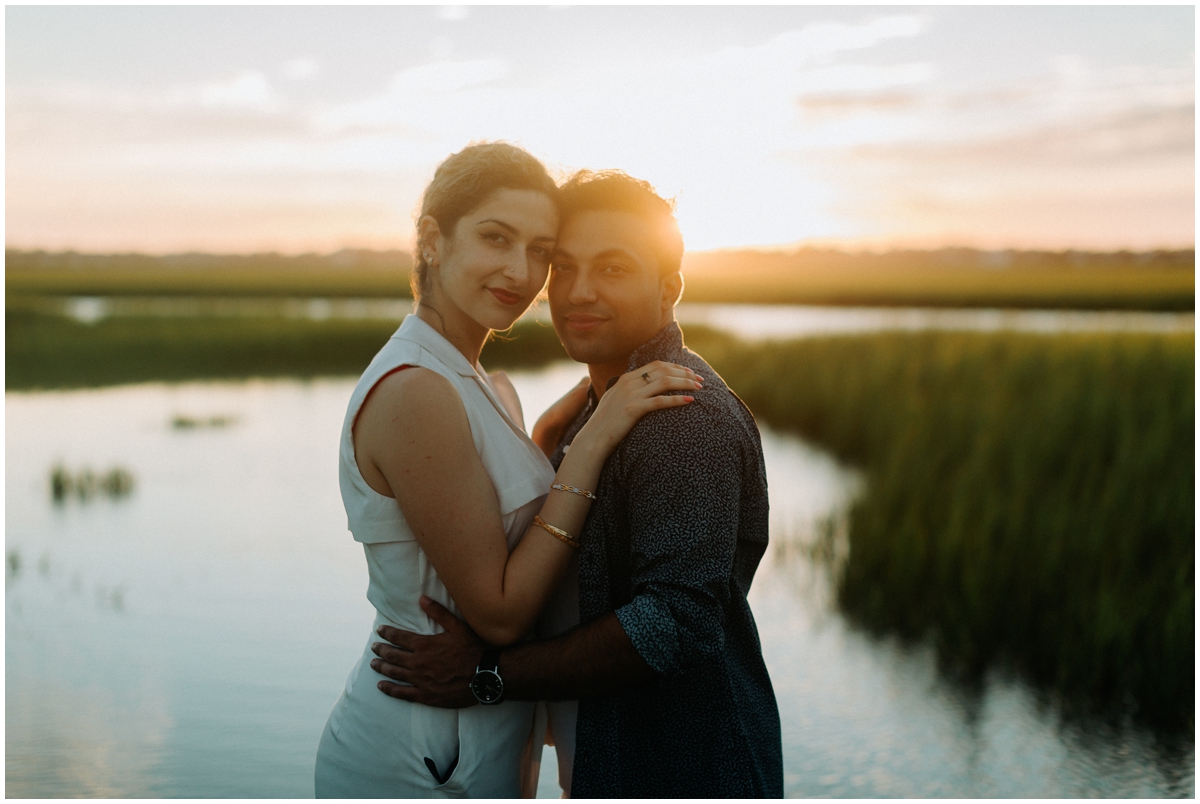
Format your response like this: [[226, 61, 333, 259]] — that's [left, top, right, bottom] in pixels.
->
[[592, 248, 637, 262]]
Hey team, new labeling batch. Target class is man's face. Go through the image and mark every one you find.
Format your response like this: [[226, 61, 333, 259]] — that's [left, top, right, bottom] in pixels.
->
[[548, 210, 677, 367]]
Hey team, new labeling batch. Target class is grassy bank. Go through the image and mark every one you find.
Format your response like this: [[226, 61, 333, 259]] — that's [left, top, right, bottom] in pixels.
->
[[4, 310, 567, 391], [699, 330, 1194, 730], [8, 247, 1194, 309], [5, 250, 414, 298]]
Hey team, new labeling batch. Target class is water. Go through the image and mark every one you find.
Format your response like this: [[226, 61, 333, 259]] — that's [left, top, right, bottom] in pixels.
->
[[6, 367, 1193, 797], [38, 295, 1196, 339]]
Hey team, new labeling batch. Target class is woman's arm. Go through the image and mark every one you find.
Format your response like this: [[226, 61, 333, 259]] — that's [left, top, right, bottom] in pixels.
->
[[355, 362, 701, 646]]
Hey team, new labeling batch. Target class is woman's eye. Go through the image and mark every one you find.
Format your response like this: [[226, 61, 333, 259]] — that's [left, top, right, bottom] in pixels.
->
[[483, 232, 508, 245]]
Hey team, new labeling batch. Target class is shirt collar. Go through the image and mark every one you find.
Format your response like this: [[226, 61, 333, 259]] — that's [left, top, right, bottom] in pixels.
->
[[627, 321, 685, 370], [602, 321, 686, 392], [395, 314, 481, 378]]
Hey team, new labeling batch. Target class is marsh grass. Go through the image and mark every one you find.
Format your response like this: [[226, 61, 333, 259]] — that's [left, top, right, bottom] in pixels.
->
[[697, 329, 1195, 730], [681, 248, 1195, 310], [5, 309, 567, 390], [6, 308, 1192, 729]]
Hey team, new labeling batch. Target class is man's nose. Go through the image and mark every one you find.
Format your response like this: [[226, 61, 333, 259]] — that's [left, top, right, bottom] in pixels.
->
[[567, 269, 597, 303]]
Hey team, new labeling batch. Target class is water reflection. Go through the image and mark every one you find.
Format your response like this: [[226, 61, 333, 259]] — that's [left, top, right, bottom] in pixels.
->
[[5, 370, 1194, 797], [37, 295, 1197, 338]]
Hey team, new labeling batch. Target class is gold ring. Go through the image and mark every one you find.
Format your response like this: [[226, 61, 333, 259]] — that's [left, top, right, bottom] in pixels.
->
[[641, 372, 651, 383]]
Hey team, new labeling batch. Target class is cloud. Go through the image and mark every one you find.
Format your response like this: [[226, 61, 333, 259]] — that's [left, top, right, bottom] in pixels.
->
[[313, 58, 509, 134], [847, 106, 1194, 169], [281, 58, 319, 81], [799, 92, 921, 117], [437, 5, 469, 22], [168, 71, 281, 112]]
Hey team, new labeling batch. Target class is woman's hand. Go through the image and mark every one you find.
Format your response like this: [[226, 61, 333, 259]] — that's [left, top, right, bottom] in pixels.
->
[[531, 375, 591, 457], [571, 361, 702, 459]]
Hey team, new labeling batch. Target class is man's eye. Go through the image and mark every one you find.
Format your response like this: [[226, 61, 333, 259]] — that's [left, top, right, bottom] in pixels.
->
[[551, 262, 573, 273], [602, 263, 626, 274]]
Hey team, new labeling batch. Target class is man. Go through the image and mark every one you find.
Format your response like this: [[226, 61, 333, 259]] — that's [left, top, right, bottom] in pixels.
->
[[371, 170, 783, 797]]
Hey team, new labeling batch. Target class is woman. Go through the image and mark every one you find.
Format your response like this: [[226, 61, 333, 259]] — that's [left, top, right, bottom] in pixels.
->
[[313, 143, 701, 797]]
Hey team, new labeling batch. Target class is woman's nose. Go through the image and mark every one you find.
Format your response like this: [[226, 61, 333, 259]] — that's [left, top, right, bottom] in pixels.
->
[[502, 253, 528, 282]]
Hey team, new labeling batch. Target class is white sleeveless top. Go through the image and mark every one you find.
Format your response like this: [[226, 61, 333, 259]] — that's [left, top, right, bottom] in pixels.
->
[[315, 314, 561, 798], [339, 314, 556, 627]]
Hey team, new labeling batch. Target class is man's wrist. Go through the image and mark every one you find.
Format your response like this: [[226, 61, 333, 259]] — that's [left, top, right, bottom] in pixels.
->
[[469, 646, 505, 705]]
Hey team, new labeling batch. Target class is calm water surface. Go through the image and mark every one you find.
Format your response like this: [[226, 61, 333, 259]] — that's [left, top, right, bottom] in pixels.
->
[[46, 295, 1196, 339], [6, 367, 1194, 797]]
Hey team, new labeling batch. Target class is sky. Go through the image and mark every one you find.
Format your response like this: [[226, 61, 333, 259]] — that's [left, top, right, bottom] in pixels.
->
[[5, 5, 1195, 255]]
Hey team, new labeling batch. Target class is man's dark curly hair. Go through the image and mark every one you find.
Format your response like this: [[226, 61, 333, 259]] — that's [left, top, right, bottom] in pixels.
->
[[558, 170, 684, 276]]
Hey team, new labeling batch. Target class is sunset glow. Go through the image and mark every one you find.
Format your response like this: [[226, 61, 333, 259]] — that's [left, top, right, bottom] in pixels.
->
[[6, 6, 1194, 254]]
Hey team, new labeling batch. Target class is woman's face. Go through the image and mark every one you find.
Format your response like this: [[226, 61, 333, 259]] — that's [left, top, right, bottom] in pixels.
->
[[428, 188, 558, 332]]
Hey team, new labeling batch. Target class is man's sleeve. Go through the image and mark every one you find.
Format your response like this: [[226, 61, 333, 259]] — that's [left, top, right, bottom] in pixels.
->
[[612, 405, 742, 675]]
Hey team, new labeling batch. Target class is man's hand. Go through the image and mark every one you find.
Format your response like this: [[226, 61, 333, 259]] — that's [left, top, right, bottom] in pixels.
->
[[371, 596, 485, 709], [531, 375, 590, 457]]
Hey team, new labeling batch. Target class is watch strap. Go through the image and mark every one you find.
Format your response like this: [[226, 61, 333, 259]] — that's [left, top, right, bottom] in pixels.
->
[[478, 647, 501, 674]]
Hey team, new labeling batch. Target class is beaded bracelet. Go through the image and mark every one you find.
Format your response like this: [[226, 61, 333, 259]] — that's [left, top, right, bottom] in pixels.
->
[[533, 515, 581, 549], [551, 483, 598, 501]]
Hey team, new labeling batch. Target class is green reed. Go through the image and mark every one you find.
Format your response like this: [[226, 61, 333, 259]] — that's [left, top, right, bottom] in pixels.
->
[[5, 309, 567, 390], [695, 328, 1195, 730]]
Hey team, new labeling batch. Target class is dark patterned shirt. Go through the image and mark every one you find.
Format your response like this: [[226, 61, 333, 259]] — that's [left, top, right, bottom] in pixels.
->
[[551, 322, 783, 798]]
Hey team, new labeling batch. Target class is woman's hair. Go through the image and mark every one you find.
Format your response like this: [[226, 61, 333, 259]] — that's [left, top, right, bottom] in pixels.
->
[[413, 142, 559, 299], [558, 169, 684, 276]]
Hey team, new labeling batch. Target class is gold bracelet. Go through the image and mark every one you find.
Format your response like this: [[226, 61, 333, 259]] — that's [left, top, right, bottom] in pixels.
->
[[551, 483, 597, 501], [533, 515, 581, 549]]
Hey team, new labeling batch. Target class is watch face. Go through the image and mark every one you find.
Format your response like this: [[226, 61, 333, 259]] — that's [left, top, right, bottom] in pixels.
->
[[470, 670, 504, 704]]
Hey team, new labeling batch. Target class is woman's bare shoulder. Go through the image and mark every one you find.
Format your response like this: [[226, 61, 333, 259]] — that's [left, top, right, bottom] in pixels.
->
[[359, 366, 468, 433]]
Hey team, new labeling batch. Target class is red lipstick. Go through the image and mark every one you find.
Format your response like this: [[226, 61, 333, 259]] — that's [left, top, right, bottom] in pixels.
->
[[488, 287, 523, 306]]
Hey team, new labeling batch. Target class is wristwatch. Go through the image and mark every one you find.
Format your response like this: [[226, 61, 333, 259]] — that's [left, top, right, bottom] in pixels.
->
[[469, 648, 505, 705]]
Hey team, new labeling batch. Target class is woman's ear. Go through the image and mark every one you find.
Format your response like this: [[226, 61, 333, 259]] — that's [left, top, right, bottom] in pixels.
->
[[417, 215, 442, 265]]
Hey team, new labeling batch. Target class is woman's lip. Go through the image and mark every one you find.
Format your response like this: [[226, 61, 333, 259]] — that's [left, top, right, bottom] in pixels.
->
[[487, 287, 523, 305]]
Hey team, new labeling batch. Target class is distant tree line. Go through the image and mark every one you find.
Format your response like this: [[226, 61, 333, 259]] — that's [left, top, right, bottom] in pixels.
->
[[681, 247, 1195, 275], [5, 246, 1193, 275], [5, 248, 414, 273]]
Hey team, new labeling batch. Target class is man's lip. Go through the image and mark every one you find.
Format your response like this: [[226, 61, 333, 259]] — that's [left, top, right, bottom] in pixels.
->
[[487, 287, 523, 305], [562, 313, 609, 331]]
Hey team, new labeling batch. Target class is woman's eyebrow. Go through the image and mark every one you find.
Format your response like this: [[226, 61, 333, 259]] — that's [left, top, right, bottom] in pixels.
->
[[475, 218, 517, 233], [476, 217, 555, 244]]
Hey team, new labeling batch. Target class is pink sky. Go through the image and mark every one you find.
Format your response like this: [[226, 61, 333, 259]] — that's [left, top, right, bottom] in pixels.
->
[[6, 6, 1194, 254]]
